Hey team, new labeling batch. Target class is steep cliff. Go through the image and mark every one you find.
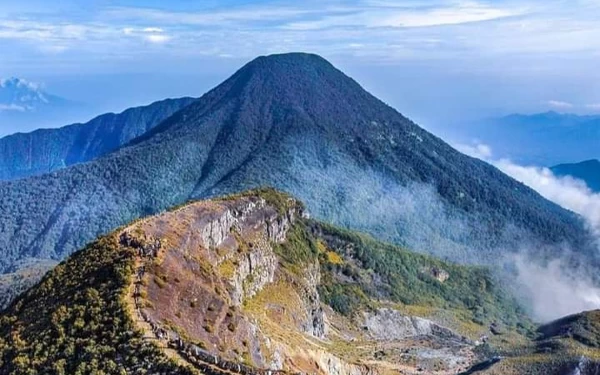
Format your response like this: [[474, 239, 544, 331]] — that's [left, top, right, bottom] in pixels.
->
[[113, 189, 532, 375]]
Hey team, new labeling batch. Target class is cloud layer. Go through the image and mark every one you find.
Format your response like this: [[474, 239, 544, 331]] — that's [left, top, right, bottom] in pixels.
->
[[457, 141, 600, 235], [457, 142, 600, 320], [1, 0, 599, 63], [513, 255, 600, 321]]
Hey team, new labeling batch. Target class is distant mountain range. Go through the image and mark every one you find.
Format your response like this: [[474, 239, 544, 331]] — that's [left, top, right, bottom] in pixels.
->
[[453, 112, 600, 166], [0, 53, 594, 283], [552, 159, 600, 193], [0, 77, 87, 136], [0, 97, 196, 181]]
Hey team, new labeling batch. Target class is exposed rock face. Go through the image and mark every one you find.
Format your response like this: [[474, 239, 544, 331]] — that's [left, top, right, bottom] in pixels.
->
[[431, 267, 450, 283], [230, 237, 278, 306], [299, 261, 326, 338], [200, 209, 237, 249], [363, 308, 467, 343], [567, 356, 600, 375], [121, 193, 478, 375], [313, 350, 378, 375], [421, 266, 450, 283]]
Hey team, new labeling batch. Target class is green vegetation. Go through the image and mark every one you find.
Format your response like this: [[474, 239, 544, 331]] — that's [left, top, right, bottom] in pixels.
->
[[273, 223, 319, 272], [0, 52, 594, 303], [0, 261, 56, 310], [0, 97, 195, 182], [0, 235, 195, 375], [314, 222, 533, 331], [539, 310, 600, 348], [221, 187, 304, 215]]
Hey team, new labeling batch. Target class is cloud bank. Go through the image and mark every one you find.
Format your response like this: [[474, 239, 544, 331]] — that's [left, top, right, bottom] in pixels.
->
[[513, 255, 600, 321], [457, 141, 600, 321], [457, 142, 600, 236]]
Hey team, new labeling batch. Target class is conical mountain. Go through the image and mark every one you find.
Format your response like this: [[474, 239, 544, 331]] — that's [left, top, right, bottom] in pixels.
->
[[0, 53, 595, 283]]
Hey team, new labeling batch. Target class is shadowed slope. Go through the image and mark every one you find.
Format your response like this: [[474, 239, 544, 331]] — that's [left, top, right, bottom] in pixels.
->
[[0, 97, 195, 181]]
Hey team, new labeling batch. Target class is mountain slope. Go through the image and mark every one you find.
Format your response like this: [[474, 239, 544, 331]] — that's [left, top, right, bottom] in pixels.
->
[[552, 159, 600, 193], [0, 228, 195, 374], [0, 97, 196, 181], [1, 190, 597, 375], [0, 53, 595, 280], [0, 190, 532, 375]]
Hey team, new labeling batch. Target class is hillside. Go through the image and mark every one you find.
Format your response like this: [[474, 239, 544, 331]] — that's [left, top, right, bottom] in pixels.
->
[[0, 189, 531, 375], [0, 52, 595, 298], [479, 310, 600, 374], [552, 159, 600, 193], [1, 190, 597, 375], [0, 228, 195, 374], [0, 97, 195, 181]]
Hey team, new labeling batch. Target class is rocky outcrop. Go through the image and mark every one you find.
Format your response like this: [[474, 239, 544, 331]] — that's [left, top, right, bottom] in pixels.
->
[[421, 266, 450, 283], [200, 209, 237, 249], [313, 350, 377, 375], [363, 308, 469, 343], [265, 209, 295, 243], [230, 239, 278, 306], [299, 262, 326, 338]]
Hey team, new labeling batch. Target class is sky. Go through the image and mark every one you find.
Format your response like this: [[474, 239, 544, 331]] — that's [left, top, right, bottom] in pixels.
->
[[1, 0, 600, 131]]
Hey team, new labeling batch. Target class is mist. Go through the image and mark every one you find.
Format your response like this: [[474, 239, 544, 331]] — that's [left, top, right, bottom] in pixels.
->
[[495, 160, 600, 240], [457, 142, 600, 321], [511, 254, 600, 321]]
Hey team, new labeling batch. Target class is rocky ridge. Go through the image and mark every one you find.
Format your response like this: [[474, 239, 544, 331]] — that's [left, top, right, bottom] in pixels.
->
[[116, 190, 498, 375]]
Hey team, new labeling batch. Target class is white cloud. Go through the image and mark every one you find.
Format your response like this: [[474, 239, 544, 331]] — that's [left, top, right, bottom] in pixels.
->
[[284, 2, 523, 30], [0, 103, 27, 112], [102, 5, 319, 26], [547, 100, 574, 109], [495, 159, 600, 237], [513, 255, 600, 321], [585, 103, 600, 110], [1, 0, 600, 76], [455, 142, 492, 159], [142, 27, 164, 33], [457, 141, 600, 320], [457, 142, 600, 237], [119, 26, 171, 44], [145, 33, 170, 43]]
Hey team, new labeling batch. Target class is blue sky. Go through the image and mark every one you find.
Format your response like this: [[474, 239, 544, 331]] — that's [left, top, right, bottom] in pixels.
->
[[1, 0, 599, 131]]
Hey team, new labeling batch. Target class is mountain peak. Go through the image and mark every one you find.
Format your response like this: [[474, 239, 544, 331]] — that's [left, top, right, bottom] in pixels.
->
[[245, 52, 333, 69], [133, 51, 389, 144], [226, 52, 350, 92], [0, 77, 52, 111], [0, 77, 43, 91]]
